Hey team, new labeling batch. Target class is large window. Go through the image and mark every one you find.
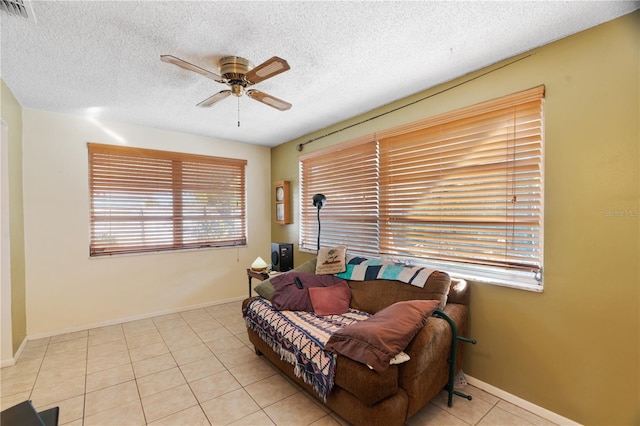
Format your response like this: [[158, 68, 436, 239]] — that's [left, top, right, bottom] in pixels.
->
[[300, 87, 544, 289], [89, 143, 247, 256]]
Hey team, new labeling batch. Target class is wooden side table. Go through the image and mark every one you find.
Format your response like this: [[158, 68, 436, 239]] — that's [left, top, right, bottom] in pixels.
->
[[247, 269, 270, 297]]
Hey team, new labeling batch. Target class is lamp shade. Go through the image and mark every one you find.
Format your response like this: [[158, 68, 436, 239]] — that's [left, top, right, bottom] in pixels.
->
[[312, 193, 326, 209], [251, 257, 268, 272]]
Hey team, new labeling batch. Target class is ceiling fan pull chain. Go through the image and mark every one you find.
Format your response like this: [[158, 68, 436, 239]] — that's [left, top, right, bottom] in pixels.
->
[[237, 96, 241, 127]]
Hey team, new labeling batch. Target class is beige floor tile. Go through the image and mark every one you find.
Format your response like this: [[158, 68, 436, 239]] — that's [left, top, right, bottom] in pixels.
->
[[86, 363, 135, 393], [49, 331, 87, 345], [199, 326, 234, 343], [309, 414, 343, 426], [126, 330, 164, 349], [226, 322, 249, 336], [463, 384, 500, 406], [88, 324, 123, 336], [136, 366, 187, 398], [19, 344, 48, 361], [478, 406, 535, 425], [215, 313, 242, 327], [172, 343, 214, 366], [88, 327, 125, 347], [201, 388, 261, 426], [205, 304, 236, 318], [229, 409, 276, 425], [165, 334, 203, 352], [148, 405, 211, 426], [62, 419, 83, 426], [153, 314, 188, 331], [180, 355, 226, 382], [83, 399, 146, 426], [133, 353, 177, 378], [3, 358, 42, 377], [496, 400, 558, 426], [432, 389, 495, 425], [189, 370, 242, 403], [180, 308, 214, 323], [244, 373, 299, 408], [263, 392, 327, 426], [36, 394, 84, 425], [84, 380, 139, 417], [123, 318, 158, 337], [24, 337, 51, 347], [141, 383, 198, 423], [40, 348, 86, 371], [205, 334, 246, 355], [227, 357, 277, 386], [406, 402, 469, 426], [35, 363, 86, 388], [30, 374, 85, 407], [45, 336, 88, 356], [1, 370, 37, 397], [87, 338, 128, 359], [189, 318, 224, 333], [86, 349, 130, 374], [0, 390, 31, 410], [129, 341, 170, 362], [215, 345, 259, 369]]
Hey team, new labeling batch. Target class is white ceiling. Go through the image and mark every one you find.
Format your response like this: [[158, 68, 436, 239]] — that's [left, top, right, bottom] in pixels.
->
[[1, 1, 638, 147]]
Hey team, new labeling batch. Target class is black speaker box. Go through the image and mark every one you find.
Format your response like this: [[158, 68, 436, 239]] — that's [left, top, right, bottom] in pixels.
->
[[271, 242, 293, 272]]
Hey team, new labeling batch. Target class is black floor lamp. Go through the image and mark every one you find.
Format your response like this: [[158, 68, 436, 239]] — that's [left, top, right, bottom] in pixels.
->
[[312, 194, 326, 253]]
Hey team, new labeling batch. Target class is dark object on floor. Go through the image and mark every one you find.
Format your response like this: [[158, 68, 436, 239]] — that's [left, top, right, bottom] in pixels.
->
[[0, 400, 59, 426]]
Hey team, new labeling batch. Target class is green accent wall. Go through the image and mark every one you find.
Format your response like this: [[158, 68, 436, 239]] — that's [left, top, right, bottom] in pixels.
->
[[271, 12, 639, 425], [0, 79, 27, 355]]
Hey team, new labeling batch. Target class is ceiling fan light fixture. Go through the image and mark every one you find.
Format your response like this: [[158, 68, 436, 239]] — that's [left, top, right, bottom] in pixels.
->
[[162, 53, 291, 111]]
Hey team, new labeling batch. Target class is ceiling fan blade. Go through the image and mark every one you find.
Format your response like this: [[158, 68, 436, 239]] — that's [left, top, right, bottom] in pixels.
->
[[197, 90, 231, 107], [246, 89, 292, 111], [161, 55, 224, 83], [245, 56, 290, 84]]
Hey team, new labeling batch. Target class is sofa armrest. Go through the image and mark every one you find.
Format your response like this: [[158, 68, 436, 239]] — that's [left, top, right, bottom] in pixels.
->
[[399, 303, 469, 416]]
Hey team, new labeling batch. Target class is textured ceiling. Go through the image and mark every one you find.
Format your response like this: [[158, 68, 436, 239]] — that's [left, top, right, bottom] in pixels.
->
[[1, 1, 638, 147]]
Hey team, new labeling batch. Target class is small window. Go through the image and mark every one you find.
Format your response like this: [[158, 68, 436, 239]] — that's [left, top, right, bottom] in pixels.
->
[[88, 143, 247, 256], [300, 86, 544, 289]]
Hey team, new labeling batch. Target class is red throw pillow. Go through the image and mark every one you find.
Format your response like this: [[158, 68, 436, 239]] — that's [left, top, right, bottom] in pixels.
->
[[324, 299, 440, 373], [308, 282, 351, 315]]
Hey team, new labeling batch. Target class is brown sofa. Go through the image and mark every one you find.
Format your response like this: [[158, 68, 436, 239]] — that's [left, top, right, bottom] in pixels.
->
[[242, 258, 470, 426]]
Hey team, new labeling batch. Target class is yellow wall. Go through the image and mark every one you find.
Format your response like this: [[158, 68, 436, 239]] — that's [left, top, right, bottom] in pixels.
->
[[271, 12, 639, 425], [0, 79, 27, 356]]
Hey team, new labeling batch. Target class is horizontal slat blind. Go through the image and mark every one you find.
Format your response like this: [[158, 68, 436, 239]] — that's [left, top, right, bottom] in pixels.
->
[[298, 86, 543, 281], [89, 143, 247, 256], [299, 139, 379, 254], [379, 91, 543, 273]]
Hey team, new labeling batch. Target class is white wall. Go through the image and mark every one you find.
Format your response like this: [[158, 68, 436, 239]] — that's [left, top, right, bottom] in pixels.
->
[[1, 120, 13, 363], [22, 109, 272, 336]]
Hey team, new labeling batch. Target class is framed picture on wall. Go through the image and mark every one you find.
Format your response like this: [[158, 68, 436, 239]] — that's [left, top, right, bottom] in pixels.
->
[[274, 180, 291, 224]]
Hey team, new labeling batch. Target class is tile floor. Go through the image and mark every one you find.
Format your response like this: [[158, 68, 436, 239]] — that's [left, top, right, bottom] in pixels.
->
[[1, 300, 557, 426]]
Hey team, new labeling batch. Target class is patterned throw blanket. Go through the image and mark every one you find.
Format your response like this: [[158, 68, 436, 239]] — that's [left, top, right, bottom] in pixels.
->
[[243, 297, 370, 401], [336, 256, 436, 288]]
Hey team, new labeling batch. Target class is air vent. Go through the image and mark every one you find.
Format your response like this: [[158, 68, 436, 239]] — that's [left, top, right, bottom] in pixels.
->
[[0, 0, 36, 22]]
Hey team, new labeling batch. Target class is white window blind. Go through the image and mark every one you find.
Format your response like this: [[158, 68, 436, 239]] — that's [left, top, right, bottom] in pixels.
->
[[299, 86, 544, 286], [89, 143, 247, 256], [299, 137, 379, 255]]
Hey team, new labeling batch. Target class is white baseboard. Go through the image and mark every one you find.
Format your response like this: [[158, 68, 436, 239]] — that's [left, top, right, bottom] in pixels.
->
[[26, 295, 245, 341], [0, 336, 27, 367], [465, 375, 581, 426]]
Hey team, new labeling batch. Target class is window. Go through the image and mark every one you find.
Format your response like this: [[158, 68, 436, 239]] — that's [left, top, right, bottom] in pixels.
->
[[89, 143, 247, 256], [300, 86, 544, 289]]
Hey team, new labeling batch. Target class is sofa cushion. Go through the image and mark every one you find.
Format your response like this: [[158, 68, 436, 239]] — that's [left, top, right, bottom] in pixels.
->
[[270, 272, 346, 311], [315, 246, 347, 274], [308, 281, 351, 315], [254, 258, 318, 300], [324, 299, 440, 373]]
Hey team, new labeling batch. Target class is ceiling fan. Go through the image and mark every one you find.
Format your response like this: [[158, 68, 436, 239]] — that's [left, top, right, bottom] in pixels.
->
[[161, 54, 292, 111]]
